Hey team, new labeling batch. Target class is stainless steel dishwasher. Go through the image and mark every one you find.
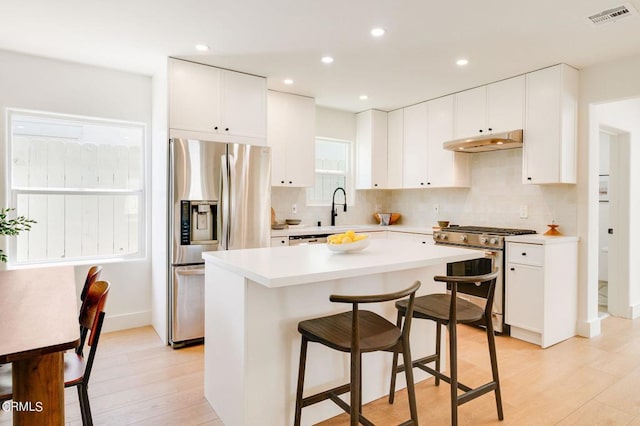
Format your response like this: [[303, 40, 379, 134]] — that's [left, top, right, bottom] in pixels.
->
[[288, 234, 330, 245]]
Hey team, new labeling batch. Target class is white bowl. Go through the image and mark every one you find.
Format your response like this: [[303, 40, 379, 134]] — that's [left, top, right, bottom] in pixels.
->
[[326, 236, 370, 253]]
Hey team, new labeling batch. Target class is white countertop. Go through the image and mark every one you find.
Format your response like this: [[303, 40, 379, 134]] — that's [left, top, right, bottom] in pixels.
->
[[271, 224, 436, 237], [202, 238, 482, 288], [505, 234, 579, 244]]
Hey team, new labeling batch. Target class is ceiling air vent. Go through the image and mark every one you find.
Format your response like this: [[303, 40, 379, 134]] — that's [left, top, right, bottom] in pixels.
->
[[588, 3, 637, 25]]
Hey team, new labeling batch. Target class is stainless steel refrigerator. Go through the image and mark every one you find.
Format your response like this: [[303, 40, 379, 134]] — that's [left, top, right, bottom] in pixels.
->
[[168, 138, 271, 348]]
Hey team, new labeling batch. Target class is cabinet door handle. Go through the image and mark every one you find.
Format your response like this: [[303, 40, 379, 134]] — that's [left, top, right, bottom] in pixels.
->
[[510, 267, 515, 271], [214, 126, 219, 130], [374, 183, 378, 187], [527, 177, 532, 181], [420, 182, 424, 186], [225, 127, 230, 132], [488, 127, 493, 131], [479, 129, 483, 133], [288, 181, 292, 184], [521, 252, 527, 256], [280, 180, 285, 184]]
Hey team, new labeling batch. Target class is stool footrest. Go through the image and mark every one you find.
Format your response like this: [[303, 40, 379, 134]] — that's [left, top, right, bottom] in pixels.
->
[[301, 383, 350, 407], [457, 381, 497, 406]]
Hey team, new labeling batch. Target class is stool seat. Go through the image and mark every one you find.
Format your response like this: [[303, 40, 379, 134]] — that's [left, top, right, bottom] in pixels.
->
[[396, 294, 484, 324], [299, 311, 402, 353]]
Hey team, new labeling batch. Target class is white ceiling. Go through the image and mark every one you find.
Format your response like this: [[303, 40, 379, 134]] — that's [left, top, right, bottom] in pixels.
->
[[1, 0, 640, 112]]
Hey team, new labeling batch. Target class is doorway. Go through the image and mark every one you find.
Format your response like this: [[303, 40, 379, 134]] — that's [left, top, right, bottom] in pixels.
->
[[594, 98, 637, 320]]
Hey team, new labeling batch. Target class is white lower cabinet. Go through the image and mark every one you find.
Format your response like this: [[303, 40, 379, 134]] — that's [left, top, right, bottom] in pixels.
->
[[505, 236, 578, 348], [387, 231, 434, 245], [270, 237, 289, 247]]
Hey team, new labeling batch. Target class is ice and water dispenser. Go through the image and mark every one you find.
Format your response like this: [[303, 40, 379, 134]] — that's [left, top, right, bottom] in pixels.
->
[[180, 200, 217, 245]]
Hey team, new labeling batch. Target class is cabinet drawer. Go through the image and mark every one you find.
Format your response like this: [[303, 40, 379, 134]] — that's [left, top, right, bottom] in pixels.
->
[[507, 243, 543, 266]]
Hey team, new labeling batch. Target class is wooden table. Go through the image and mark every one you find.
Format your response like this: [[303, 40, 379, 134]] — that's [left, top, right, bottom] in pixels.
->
[[0, 266, 79, 425]]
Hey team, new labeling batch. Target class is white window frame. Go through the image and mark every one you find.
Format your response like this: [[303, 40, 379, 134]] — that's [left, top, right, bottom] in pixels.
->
[[6, 108, 147, 266], [306, 137, 355, 207]]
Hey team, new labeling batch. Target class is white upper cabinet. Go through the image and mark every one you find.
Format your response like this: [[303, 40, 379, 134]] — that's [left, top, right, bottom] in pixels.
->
[[426, 95, 469, 187], [487, 75, 525, 133], [355, 110, 388, 189], [386, 109, 404, 189], [267, 90, 315, 187], [523, 64, 578, 184], [454, 75, 524, 139], [454, 86, 486, 138], [169, 58, 266, 145], [402, 102, 429, 188]]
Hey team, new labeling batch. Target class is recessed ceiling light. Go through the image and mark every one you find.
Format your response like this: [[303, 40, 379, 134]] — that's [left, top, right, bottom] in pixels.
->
[[370, 28, 385, 37], [456, 58, 469, 66], [195, 44, 210, 52], [283, 79, 294, 85], [321, 56, 334, 64], [360, 95, 368, 100]]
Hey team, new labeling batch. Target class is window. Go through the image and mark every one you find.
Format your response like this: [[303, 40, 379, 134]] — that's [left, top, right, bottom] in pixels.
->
[[7, 109, 145, 265], [307, 137, 353, 206]]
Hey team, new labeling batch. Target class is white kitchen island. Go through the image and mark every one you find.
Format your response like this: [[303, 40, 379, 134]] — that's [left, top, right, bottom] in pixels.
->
[[202, 239, 483, 426]]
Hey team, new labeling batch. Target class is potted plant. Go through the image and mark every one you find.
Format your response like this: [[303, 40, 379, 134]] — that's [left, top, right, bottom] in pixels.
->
[[0, 207, 36, 262]]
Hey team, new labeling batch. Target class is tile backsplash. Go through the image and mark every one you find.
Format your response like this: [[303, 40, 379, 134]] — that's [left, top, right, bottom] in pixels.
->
[[272, 148, 577, 235]]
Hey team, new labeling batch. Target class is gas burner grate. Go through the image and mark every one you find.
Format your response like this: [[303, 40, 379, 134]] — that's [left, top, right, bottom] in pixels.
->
[[445, 226, 537, 236]]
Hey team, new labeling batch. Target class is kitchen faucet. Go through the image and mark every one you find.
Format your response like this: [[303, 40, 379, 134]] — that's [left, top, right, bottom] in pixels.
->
[[331, 187, 347, 226]]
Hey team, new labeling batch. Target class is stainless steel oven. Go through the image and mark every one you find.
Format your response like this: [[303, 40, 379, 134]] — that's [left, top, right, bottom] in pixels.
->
[[433, 226, 536, 334]]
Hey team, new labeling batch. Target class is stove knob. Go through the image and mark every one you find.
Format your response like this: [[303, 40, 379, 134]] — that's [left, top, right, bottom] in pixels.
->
[[489, 238, 498, 245], [479, 236, 488, 244], [439, 233, 448, 240], [459, 234, 467, 242]]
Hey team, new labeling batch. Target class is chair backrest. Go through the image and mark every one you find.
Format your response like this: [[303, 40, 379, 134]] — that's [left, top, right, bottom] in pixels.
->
[[329, 281, 422, 349], [434, 270, 500, 316], [76, 280, 110, 385], [81, 265, 102, 302]]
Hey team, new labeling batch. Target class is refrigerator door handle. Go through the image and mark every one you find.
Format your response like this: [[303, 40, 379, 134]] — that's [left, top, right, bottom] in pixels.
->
[[220, 154, 230, 250], [175, 268, 205, 276]]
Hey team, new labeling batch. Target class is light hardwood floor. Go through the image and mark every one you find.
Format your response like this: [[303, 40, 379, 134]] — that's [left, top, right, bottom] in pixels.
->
[[2, 316, 640, 425]]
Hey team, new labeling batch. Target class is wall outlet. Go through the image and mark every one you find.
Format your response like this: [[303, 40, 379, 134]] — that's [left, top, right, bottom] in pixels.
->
[[519, 204, 528, 219], [292, 204, 297, 214]]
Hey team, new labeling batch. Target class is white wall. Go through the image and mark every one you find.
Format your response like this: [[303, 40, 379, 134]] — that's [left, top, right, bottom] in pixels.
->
[[150, 64, 168, 342], [0, 49, 153, 332], [578, 54, 640, 336]]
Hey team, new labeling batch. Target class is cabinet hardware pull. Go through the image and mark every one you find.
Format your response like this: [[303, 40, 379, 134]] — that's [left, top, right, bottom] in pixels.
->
[[522, 252, 527, 256], [510, 267, 515, 271], [288, 181, 292, 184], [488, 127, 492, 131], [527, 177, 532, 181], [479, 129, 483, 133], [225, 127, 229, 131]]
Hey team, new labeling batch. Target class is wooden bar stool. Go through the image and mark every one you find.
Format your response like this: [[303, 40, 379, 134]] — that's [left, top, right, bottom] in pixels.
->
[[294, 281, 421, 426], [388, 271, 503, 426]]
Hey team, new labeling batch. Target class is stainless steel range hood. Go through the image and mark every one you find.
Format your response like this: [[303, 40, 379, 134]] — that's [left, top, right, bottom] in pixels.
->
[[443, 129, 523, 153]]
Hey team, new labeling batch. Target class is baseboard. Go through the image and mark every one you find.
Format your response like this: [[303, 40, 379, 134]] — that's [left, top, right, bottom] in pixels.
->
[[103, 310, 152, 333], [576, 316, 602, 338], [630, 303, 640, 319]]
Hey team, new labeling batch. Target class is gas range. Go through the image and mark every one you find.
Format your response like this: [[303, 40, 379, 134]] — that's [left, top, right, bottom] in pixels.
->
[[433, 226, 537, 250]]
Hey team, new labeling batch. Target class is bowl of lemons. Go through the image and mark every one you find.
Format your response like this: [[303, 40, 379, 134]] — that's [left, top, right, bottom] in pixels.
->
[[326, 230, 370, 253]]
